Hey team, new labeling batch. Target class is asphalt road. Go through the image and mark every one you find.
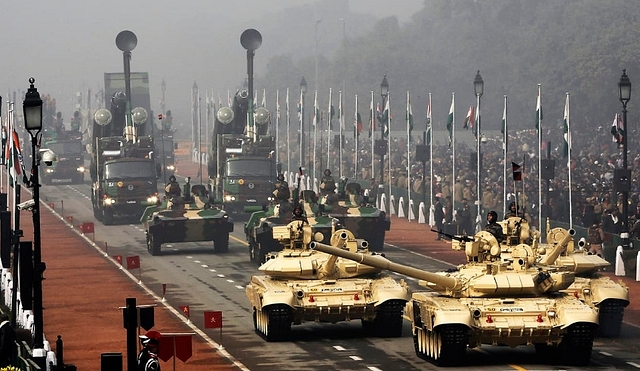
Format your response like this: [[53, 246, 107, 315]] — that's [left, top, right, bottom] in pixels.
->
[[38, 176, 640, 371]]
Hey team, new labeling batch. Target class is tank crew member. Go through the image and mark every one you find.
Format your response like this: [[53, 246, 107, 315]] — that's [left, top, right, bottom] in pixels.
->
[[320, 169, 336, 196], [273, 173, 290, 202], [165, 175, 182, 198], [505, 201, 524, 219], [290, 204, 308, 223], [484, 210, 504, 243]]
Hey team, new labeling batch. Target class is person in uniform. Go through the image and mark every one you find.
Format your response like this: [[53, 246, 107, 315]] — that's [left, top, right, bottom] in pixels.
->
[[273, 173, 290, 202], [484, 210, 504, 243], [587, 219, 605, 257], [290, 204, 308, 223], [164, 175, 181, 198], [320, 169, 336, 196], [138, 333, 161, 371]]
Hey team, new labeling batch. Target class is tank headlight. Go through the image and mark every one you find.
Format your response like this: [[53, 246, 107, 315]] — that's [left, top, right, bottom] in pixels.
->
[[132, 107, 148, 125], [94, 108, 112, 126], [45, 169, 54, 173], [547, 310, 556, 318], [103, 197, 115, 205], [166, 165, 175, 170], [77, 166, 86, 173], [583, 288, 591, 295], [147, 196, 158, 204], [216, 107, 234, 124], [224, 195, 236, 202]]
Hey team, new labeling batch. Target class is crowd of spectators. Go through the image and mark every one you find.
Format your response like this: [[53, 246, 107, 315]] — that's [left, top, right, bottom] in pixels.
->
[[275, 118, 640, 235]]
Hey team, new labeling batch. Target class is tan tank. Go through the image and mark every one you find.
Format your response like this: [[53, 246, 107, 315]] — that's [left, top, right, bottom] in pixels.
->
[[544, 226, 629, 338], [311, 228, 599, 367], [245, 220, 410, 341]]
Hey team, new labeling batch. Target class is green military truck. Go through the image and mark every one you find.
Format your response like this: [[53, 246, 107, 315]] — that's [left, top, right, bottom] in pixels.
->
[[40, 130, 86, 184]]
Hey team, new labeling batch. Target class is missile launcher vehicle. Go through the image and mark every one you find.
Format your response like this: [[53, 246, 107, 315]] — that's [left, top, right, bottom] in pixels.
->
[[245, 220, 410, 341], [311, 227, 599, 367]]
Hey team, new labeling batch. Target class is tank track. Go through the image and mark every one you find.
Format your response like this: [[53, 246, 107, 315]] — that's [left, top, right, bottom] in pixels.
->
[[372, 300, 405, 337], [560, 322, 595, 366], [413, 324, 468, 366], [597, 299, 626, 338], [254, 304, 292, 342], [213, 233, 229, 253]]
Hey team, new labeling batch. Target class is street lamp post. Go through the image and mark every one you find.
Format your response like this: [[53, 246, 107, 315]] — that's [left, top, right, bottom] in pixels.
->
[[618, 69, 632, 249], [115, 30, 137, 139], [379, 75, 389, 186], [300, 77, 307, 169], [474, 70, 484, 232], [23, 77, 46, 368]]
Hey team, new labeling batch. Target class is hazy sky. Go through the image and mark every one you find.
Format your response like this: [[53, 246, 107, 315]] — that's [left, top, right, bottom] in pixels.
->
[[1, 0, 421, 124]]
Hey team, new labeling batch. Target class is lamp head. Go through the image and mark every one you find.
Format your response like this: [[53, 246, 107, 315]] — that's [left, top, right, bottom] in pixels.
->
[[300, 77, 307, 95], [380, 74, 389, 99], [619, 69, 631, 105], [240, 29, 262, 51], [115, 30, 137, 52], [474, 70, 484, 97], [23, 77, 43, 131]]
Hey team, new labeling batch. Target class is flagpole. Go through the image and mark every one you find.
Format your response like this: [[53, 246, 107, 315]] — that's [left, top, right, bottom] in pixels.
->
[[451, 92, 456, 224], [339, 90, 343, 177], [313, 89, 318, 180], [537, 84, 542, 234], [370, 91, 375, 185], [286, 88, 290, 175], [354, 94, 358, 181], [566, 92, 573, 229], [503, 95, 508, 218], [387, 92, 392, 210], [428, 93, 433, 215], [327, 88, 332, 172], [275, 90, 279, 165], [406, 91, 411, 221]]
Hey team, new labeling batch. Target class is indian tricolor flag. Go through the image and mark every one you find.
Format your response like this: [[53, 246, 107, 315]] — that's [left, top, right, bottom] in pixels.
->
[[446, 94, 454, 147], [563, 93, 571, 158], [5, 129, 22, 187]]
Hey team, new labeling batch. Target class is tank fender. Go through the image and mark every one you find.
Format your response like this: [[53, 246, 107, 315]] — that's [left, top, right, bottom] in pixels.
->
[[590, 277, 630, 306], [556, 299, 599, 329], [411, 292, 473, 330], [258, 291, 297, 309], [370, 277, 410, 306]]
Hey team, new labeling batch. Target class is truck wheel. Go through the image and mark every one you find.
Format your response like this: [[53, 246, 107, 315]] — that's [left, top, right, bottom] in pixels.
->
[[147, 234, 161, 256], [102, 210, 113, 225], [213, 233, 229, 253]]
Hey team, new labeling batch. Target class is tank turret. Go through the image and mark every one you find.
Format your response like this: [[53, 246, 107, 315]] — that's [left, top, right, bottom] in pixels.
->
[[245, 223, 410, 341], [311, 229, 598, 367]]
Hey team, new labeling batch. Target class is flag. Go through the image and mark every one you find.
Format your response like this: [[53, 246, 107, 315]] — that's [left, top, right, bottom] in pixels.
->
[[563, 94, 570, 157], [512, 162, 522, 181], [406, 94, 413, 142], [426, 96, 432, 131], [382, 98, 390, 138], [6, 128, 22, 187], [79, 222, 95, 234], [327, 88, 334, 130], [261, 89, 266, 107], [535, 91, 542, 131], [313, 90, 319, 127], [179, 305, 190, 319], [204, 311, 223, 329], [126, 255, 140, 270], [354, 112, 362, 138], [472, 104, 478, 139], [611, 113, 624, 144], [501, 96, 508, 153], [446, 95, 454, 147], [368, 97, 375, 138], [463, 106, 474, 130], [276, 92, 281, 120]]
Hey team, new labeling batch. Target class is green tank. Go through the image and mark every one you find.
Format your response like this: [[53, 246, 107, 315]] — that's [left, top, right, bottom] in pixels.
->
[[245, 221, 410, 341], [244, 192, 340, 264], [312, 227, 599, 367], [321, 180, 390, 251], [141, 178, 233, 255]]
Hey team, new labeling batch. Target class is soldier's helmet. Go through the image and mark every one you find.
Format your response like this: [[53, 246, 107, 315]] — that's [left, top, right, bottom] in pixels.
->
[[324, 169, 331, 176], [277, 174, 285, 181], [169, 175, 177, 182]]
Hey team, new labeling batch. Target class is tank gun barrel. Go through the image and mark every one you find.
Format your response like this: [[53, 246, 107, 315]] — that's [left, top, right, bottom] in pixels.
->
[[540, 229, 575, 265], [310, 241, 461, 291]]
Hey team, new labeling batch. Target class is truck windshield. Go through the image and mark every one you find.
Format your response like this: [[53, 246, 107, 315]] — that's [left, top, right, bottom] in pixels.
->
[[154, 140, 173, 154], [48, 142, 83, 154], [105, 161, 156, 179], [226, 159, 274, 177]]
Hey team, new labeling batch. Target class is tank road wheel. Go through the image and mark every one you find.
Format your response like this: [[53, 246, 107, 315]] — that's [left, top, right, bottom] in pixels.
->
[[560, 323, 595, 366], [413, 325, 467, 367], [373, 300, 405, 337], [598, 299, 626, 338], [213, 233, 229, 253], [147, 233, 161, 256], [254, 305, 292, 342]]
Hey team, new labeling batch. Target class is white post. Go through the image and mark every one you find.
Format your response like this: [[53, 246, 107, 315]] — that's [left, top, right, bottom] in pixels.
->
[[615, 245, 626, 276], [418, 202, 426, 223], [397, 197, 405, 218]]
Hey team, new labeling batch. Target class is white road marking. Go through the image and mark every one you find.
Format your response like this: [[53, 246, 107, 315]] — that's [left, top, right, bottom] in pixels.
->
[[600, 351, 613, 356], [201, 264, 208, 268], [627, 362, 640, 368], [209, 269, 217, 273], [349, 356, 362, 361], [333, 346, 346, 351], [217, 274, 225, 278], [367, 367, 383, 371], [235, 285, 244, 290]]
